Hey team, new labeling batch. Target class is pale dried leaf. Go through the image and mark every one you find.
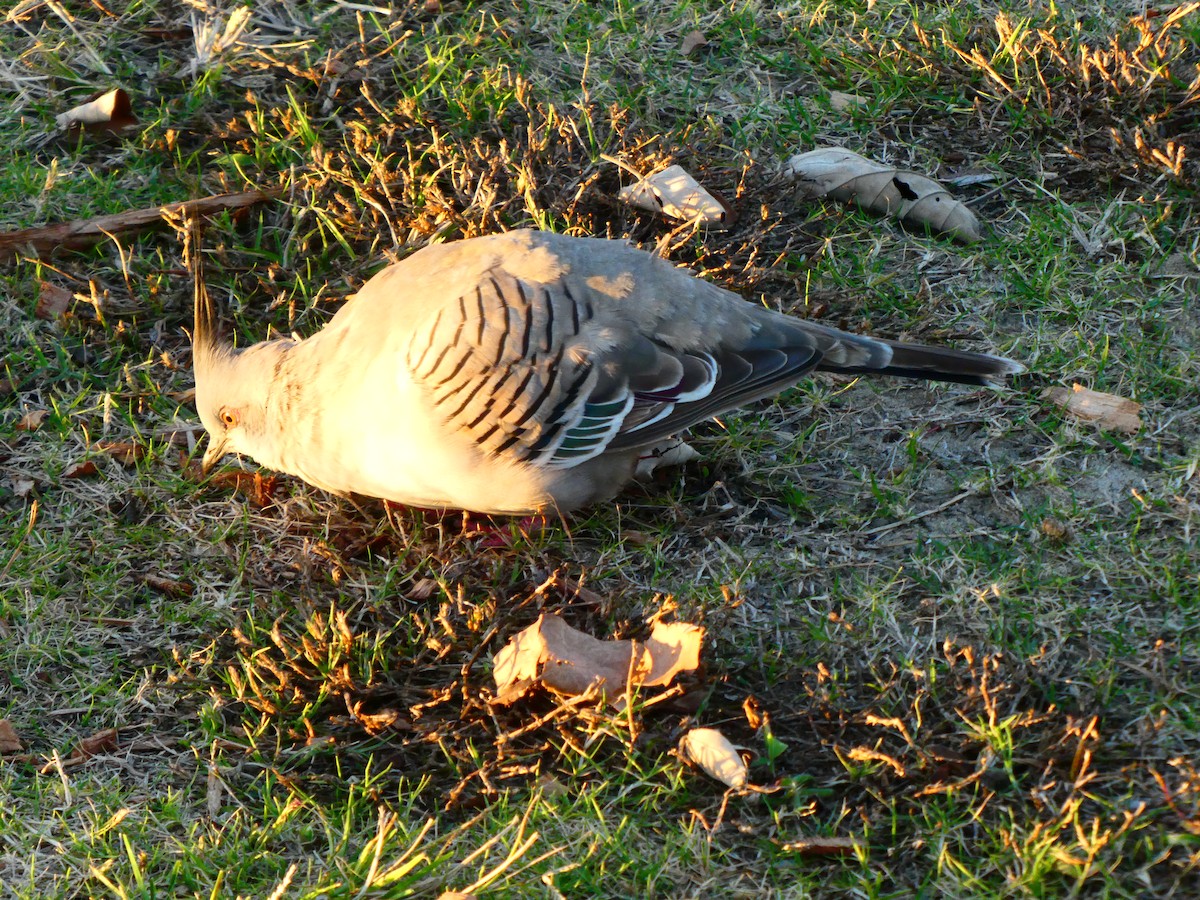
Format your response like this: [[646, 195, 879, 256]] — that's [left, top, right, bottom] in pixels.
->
[[634, 439, 700, 479], [536, 772, 569, 798], [829, 90, 867, 112], [1041, 384, 1142, 433], [786, 147, 982, 243], [0, 719, 22, 754], [11, 477, 37, 499], [680, 29, 708, 56], [1153, 252, 1200, 278], [36, 281, 73, 320], [492, 615, 552, 693], [680, 728, 747, 788], [207, 761, 223, 818], [494, 614, 703, 703], [437, 893, 477, 900], [618, 164, 729, 226], [642, 621, 704, 687], [55, 88, 137, 132], [538, 614, 643, 698], [192, 6, 252, 71], [16, 409, 48, 431]]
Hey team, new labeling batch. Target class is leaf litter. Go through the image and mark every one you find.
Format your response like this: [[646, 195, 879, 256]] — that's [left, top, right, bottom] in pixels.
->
[[787, 147, 983, 243], [491, 613, 704, 705]]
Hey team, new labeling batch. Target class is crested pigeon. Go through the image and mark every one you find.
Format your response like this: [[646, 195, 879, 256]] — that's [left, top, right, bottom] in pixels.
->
[[193, 229, 1022, 516]]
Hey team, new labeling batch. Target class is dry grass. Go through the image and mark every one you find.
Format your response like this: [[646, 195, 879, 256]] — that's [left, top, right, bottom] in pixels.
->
[[1, 0, 1199, 896]]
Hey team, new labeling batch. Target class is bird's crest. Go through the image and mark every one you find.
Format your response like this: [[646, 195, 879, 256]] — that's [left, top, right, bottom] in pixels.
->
[[186, 214, 225, 373]]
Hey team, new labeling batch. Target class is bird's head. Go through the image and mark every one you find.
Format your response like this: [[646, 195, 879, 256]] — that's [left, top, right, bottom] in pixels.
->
[[192, 267, 285, 475]]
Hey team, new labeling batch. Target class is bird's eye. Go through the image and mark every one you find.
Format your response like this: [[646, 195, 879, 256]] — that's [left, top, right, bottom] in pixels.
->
[[220, 410, 237, 427]]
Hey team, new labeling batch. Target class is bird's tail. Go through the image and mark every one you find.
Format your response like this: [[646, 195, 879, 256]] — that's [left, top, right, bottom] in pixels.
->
[[818, 339, 1024, 386]]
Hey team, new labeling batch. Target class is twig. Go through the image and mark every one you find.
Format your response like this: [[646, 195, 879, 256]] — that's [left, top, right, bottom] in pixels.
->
[[0, 188, 283, 263], [861, 488, 976, 537]]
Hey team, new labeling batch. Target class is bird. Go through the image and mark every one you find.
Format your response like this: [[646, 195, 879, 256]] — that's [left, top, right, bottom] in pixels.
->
[[192, 228, 1022, 516]]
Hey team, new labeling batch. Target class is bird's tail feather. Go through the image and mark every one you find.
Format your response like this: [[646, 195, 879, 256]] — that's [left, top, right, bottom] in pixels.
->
[[819, 339, 1024, 386]]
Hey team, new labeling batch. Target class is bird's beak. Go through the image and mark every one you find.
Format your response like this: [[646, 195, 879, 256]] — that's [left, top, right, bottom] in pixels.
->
[[201, 436, 229, 475]]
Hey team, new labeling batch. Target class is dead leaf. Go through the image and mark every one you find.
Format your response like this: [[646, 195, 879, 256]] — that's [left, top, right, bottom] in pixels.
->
[[11, 477, 37, 499], [55, 88, 138, 134], [1153, 252, 1200, 278], [408, 577, 439, 600], [634, 439, 700, 479], [537, 773, 569, 798], [437, 893, 477, 900], [182, 453, 279, 503], [94, 441, 145, 467], [36, 282, 73, 321], [74, 729, 119, 759], [135, 573, 195, 598], [63, 460, 100, 479], [786, 147, 982, 243], [206, 761, 223, 818], [1039, 517, 1072, 543], [1041, 384, 1142, 433], [829, 90, 867, 112], [0, 720, 22, 754], [618, 165, 730, 226], [743, 696, 764, 731], [42, 728, 120, 772], [16, 410, 48, 431], [778, 836, 858, 856], [492, 614, 704, 703], [641, 621, 704, 687], [680, 728, 748, 788], [681, 29, 708, 56]]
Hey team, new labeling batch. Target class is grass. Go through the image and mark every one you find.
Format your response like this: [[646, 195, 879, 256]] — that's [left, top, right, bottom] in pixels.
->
[[2, 0, 1199, 896]]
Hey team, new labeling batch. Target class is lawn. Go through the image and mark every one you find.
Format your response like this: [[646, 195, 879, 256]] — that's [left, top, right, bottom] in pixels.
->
[[1, 0, 1198, 897]]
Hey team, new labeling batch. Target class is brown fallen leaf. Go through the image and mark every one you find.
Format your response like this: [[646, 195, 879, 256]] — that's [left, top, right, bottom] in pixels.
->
[[135, 572, 195, 598], [680, 727, 748, 789], [63, 460, 101, 479], [73, 728, 120, 759], [42, 728, 120, 773], [787, 147, 982, 243], [492, 614, 704, 703], [778, 836, 859, 857], [0, 188, 282, 263], [1041, 384, 1142, 433], [0, 719, 22, 754], [56, 87, 138, 134], [618, 165, 731, 226], [186, 459, 280, 507], [94, 441, 145, 467], [16, 409, 48, 431], [36, 281, 73, 321], [681, 29, 708, 56]]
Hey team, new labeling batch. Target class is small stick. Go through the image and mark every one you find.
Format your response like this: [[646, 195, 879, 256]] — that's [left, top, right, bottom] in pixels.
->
[[0, 188, 283, 262]]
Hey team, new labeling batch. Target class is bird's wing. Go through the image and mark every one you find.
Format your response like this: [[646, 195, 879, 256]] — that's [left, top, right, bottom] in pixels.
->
[[394, 231, 846, 469]]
